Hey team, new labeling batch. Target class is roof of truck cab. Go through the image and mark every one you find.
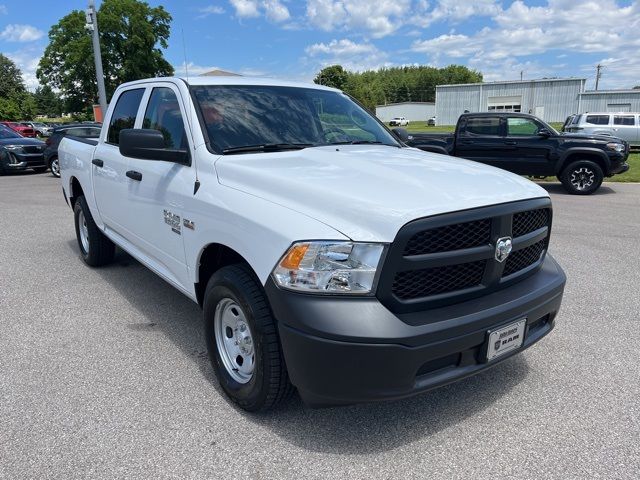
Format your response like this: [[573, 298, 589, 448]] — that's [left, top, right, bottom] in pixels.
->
[[117, 76, 341, 93]]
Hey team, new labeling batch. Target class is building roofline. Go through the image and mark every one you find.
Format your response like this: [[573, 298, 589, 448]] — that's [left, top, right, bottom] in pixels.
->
[[436, 78, 587, 88], [580, 89, 640, 95], [375, 101, 435, 108]]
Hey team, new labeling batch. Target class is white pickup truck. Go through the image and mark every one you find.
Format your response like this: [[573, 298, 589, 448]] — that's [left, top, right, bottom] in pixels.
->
[[60, 76, 566, 411]]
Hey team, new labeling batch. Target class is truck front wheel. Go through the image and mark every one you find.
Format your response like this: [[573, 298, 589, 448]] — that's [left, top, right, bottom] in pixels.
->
[[73, 195, 115, 266], [559, 160, 603, 195], [203, 264, 293, 411]]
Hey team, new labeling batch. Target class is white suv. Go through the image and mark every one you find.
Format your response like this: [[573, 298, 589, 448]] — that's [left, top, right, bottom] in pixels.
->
[[565, 113, 639, 147]]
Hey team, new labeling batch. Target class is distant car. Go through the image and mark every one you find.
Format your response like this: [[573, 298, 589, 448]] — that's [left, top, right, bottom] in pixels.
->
[[427, 116, 436, 126], [564, 112, 639, 148], [0, 121, 36, 138], [389, 116, 409, 126], [0, 124, 47, 174], [44, 124, 102, 177], [21, 121, 53, 137]]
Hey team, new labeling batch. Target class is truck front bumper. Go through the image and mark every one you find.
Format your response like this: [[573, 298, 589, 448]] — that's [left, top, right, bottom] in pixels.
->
[[266, 254, 566, 407]]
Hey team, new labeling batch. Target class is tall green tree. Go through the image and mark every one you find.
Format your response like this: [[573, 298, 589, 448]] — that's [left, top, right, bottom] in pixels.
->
[[37, 0, 174, 113], [34, 85, 63, 117], [314, 65, 349, 90], [0, 54, 37, 120], [0, 53, 26, 99]]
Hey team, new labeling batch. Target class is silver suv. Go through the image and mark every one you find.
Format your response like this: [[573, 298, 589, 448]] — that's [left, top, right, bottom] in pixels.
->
[[564, 113, 639, 147]]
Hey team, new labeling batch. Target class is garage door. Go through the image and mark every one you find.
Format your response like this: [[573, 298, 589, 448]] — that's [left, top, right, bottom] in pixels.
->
[[487, 95, 522, 113]]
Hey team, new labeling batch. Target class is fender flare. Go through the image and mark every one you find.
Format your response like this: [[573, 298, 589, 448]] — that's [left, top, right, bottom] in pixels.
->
[[556, 147, 611, 176]]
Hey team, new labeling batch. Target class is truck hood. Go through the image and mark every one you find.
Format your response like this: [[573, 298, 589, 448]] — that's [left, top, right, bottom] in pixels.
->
[[215, 145, 548, 242], [560, 132, 624, 143]]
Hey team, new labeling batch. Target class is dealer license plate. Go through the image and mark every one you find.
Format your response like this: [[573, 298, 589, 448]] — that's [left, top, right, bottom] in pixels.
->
[[486, 319, 526, 361]]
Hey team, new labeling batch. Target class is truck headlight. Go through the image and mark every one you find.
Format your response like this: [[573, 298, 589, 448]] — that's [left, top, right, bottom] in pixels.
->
[[272, 241, 384, 294], [606, 142, 625, 152], [5, 145, 23, 152]]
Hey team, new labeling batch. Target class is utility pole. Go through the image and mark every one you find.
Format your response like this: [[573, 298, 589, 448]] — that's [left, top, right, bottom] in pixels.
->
[[85, 0, 108, 117], [520, 71, 523, 81], [595, 64, 603, 91]]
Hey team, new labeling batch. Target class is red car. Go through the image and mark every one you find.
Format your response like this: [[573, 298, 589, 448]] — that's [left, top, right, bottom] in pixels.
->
[[0, 121, 36, 138]]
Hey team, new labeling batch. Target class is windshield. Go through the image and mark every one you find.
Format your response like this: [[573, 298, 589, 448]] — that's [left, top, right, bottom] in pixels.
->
[[191, 85, 399, 153], [0, 125, 21, 139]]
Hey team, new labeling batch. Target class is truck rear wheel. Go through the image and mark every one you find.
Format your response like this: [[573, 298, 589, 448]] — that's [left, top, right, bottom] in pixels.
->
[[73, 195, 115, 266], [203, 264, 293, 411], [559, 160, 603, 195]]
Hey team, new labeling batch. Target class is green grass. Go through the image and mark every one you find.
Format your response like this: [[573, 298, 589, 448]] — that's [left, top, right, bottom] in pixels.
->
[[405, 122, 637, 182]]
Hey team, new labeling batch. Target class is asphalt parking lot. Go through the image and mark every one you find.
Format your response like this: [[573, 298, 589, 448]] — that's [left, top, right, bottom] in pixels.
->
[[1, 172, 639, 479]]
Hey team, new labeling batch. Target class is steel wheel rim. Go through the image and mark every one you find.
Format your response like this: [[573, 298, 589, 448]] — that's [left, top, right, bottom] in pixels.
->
[[51, 158, 60, 176], [214, 298, 255, 384], [78, 210, 90, 253], [570, 167, 595, 190]]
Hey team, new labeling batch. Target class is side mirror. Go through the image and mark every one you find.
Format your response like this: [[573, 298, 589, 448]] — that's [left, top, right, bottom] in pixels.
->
[[119, 128, 189, 164], [537, 128, 551, 137], [391, 127, 409, 142]]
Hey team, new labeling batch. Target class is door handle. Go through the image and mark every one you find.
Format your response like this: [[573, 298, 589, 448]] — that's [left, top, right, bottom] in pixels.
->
[[92, 159, 104, 168], [505, 141, 517, 145], [126, 170, 142, 181]]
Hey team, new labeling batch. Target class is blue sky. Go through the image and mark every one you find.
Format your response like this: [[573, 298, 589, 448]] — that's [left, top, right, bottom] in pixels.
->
[[1, 0, 638, 91]]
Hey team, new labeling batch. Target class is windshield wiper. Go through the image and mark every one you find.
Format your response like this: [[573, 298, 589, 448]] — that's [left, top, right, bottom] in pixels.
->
[[222, 143, 314, 154]]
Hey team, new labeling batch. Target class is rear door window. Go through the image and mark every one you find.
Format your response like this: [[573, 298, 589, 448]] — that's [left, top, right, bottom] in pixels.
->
[[464, 117, 501, 136], [585, 115, 610, 125], [107, 88, 145, 145], [613, 115, 635, 126]]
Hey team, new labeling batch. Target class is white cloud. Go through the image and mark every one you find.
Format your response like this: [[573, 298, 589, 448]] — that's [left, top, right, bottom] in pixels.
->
[[228, 0, 290, 22], [0, 24, 44, 42], [263, 0, 290, 22], [0, 5, 7, 15], [306, 0, 411, 38], [6, 47, 42, 89], [411, 0, 640, 89], [229, 0, 260, 18], [305, 38, 390, 72], [197, 5, 225, 18]]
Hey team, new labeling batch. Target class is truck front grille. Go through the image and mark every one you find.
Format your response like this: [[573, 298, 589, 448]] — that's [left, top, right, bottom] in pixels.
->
[[376, 199, 552, 313], [403, 219, 491, 255]]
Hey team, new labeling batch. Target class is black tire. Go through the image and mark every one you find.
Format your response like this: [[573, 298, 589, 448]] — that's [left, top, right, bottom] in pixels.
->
[[203, 264, 293, 411], [559, 160, 604, 195], [49, 156, 60, 178], [32, 167, 48, 174], [73, 195, 115, 266]]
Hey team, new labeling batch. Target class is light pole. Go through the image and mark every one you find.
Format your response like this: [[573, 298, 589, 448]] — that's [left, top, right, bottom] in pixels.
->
[[85, 0, 107, 117]]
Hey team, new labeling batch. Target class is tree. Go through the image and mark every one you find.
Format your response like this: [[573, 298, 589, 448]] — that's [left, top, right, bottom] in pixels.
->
[[0, 54, 36, 120], [0, 53, 26, 99], [34, 85, 63, 117], [314, 65, 349, 90], [634, 85, 640, 89], [37, 0, 174, 113], [313, 64, 483, 110]]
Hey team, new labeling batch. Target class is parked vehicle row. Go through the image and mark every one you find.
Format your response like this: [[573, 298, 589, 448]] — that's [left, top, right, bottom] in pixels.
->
[[405, 112, 630, 195], [0, 122, 102, 177], [0, 124, 48, 174], [59, 76, 566, 411]]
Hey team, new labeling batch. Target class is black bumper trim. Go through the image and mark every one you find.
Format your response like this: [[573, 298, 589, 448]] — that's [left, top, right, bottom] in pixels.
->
[[266, 254, 565, 406]]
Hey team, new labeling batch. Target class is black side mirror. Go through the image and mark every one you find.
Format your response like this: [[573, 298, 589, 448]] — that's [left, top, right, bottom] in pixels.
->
[[391, 127, 409, 142], [119, 128, 189, 164], [537, 128, 551, 137]]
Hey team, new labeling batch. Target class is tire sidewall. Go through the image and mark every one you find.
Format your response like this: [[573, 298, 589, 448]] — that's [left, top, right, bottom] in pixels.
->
[[203, 269, 271, 410], [50, 157, 60, 178], [73, 198, 90, 260], [561, 160, 603, 195]]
